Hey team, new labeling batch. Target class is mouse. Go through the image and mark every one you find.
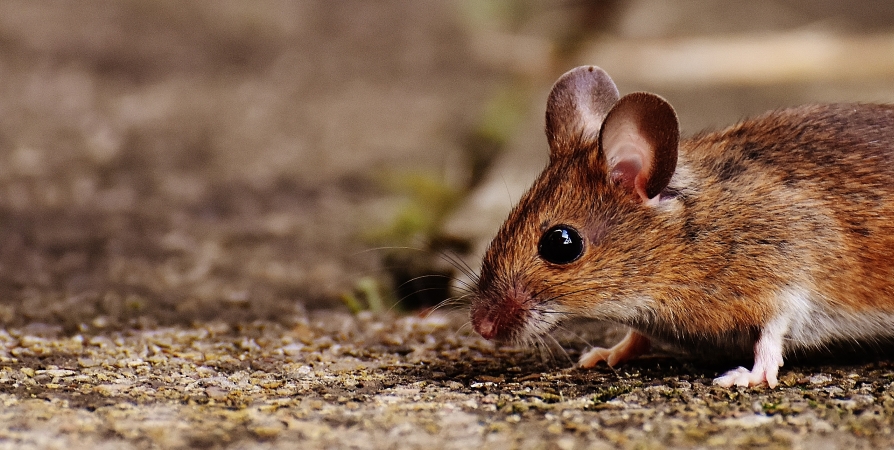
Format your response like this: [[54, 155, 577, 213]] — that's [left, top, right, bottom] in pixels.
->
[[469, 65, 894, 388]]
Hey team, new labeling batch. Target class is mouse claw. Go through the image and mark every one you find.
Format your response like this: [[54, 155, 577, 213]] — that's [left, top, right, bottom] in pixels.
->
[[714, 366, 780, 388], [578, 329, 651, 369]]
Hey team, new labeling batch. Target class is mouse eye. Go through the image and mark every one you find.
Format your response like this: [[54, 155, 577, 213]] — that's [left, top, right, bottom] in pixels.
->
[[538, 225, 584, 265]]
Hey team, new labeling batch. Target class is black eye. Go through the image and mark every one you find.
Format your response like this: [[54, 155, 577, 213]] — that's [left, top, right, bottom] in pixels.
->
[[538, 225, 584, 264]]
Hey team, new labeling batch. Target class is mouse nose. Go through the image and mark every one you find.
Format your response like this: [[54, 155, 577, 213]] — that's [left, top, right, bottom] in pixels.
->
[[474, 315, 498, 340], [471, 292, 528, 341]]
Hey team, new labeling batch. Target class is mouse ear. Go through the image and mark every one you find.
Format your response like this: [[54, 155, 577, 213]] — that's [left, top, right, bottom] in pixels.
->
[[597, 92, 679, 203], [545, 66, 620, 160]]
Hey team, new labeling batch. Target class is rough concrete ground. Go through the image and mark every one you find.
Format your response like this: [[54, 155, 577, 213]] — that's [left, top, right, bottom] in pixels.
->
[[2, 1, 894, 448], [3, 312, 894, 449]]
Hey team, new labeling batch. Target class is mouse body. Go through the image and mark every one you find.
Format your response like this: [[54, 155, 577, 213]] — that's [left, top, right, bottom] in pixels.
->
[[469, 65, 894, 387]]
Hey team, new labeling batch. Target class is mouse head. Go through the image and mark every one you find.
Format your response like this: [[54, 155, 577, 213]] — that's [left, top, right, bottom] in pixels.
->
[[471, 66, 679, 342]]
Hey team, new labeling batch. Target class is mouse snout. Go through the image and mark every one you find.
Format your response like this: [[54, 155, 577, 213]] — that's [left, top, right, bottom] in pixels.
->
[[472, 307, 517, 341], [473, 313, 499, 340], [470, 293, 530, 342]]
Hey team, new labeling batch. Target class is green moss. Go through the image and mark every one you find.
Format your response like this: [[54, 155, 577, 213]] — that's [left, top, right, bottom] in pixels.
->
[[591, 384, 635, 404], [365, 171, 462, 246], [340, 276, 388, 313]]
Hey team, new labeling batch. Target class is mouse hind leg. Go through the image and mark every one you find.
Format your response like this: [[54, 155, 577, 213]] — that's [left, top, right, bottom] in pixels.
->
[[578, 328, 651, 368]]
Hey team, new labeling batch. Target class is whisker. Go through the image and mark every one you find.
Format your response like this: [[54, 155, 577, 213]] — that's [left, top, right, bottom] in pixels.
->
[[436, 251, 477, 282], [528, 334, 541, 362], [447, 279, 477, 295], [346, 244, 483, 299], [427, 296, 472, 317], [541, 286, 609, 305], [444, 248, 479, 283], [388, 286, 460, 312], [424, 305, 466, 319], [500, 174, 514, 207], [454, 321, 474, 338], [529, 281, 563, 301], [442, 291, 474, 303], [349, 245, 426, 257], [396, 274, 476, 299], [440, 305, 471, 315], [554, 323, 595, 350], [424, 300, 458, 317], [396, 273, 458, 290], [526, 275, 586, 304], [538, 334, 556, 365], [535, 312, 573, 318], [545, 333, 574, 366], [525, 335, 543, 362]]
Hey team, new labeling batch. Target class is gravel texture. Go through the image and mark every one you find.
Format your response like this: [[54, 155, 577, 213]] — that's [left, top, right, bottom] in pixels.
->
[[3, 313, 894, 449], [3, 1, 894, 449]]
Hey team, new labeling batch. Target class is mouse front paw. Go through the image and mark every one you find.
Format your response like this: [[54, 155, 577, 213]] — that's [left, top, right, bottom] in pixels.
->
[[714, 315, 787, 388], [713, 366, 779, 388], [578, 329, 650, 368], [578, 346, 613, 368]]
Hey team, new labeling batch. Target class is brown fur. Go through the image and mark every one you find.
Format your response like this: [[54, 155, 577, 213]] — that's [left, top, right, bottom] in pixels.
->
[[470, 68, 894, 358]]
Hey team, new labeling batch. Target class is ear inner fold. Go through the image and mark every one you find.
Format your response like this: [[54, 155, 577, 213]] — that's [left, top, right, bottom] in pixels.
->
[[545, 66, 621, 159], [598, 92, 679, 201]]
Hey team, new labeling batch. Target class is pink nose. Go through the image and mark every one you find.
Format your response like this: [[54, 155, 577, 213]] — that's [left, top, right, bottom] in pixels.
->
[[474, 315, 497, 340]]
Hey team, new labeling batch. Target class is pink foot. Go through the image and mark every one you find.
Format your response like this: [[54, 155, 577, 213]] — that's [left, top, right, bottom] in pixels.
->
[[579, 329, 651, 368], [714, 320, 786, 388], [714, 363, 781, 388]]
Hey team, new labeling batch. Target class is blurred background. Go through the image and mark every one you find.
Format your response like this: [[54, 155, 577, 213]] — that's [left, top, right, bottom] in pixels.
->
[[0, 0, 893, 330]]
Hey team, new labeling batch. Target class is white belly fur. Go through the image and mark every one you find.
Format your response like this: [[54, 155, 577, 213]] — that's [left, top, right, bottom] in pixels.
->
[[781, 287, 894, 352]]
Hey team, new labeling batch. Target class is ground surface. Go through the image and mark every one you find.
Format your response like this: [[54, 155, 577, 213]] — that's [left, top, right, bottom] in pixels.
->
[[3, 313, 894, 449], [2, 1, 894, 449]]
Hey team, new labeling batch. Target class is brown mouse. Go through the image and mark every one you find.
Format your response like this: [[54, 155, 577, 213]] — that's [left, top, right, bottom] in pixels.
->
[[469, 65, 894, 388]]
